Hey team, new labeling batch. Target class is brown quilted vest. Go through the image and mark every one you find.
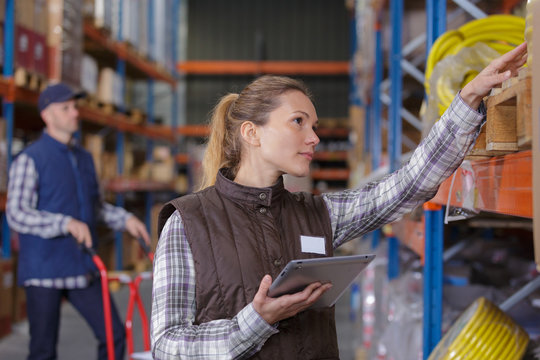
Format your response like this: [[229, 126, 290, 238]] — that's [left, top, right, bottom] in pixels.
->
[[158, 169, 340, 359]]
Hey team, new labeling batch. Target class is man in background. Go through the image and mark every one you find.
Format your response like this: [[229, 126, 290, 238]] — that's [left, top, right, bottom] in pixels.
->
[[6, 83, 151, 360]]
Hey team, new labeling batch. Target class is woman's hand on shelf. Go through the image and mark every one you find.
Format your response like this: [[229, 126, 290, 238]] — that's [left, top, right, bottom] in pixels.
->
[[461, 42, 527, 109]]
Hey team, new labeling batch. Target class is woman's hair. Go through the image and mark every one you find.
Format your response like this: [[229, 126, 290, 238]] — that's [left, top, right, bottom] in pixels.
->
[[199, 75, 312, 190]]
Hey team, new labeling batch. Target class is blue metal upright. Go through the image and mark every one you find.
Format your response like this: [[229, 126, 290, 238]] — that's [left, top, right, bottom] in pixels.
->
[[1, 0, 14, 259], [423, 0, 447, 357], [144, 0, 156, 234], [369, 16, 383, 251], [115, 0, 126, 270], [387, 0, 404, 280], [423, 203, 444, 358]]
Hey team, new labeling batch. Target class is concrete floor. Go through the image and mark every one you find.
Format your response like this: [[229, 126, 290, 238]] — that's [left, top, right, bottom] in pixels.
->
[[0, 281, 357, 360]]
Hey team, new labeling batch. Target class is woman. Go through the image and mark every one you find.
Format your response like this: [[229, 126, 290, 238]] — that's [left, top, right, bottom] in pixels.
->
[[151, 43, 527, 360]]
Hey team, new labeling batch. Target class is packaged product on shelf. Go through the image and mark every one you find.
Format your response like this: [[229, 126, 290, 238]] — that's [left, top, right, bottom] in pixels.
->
[[33, 0, 48, 78], [15, 0, 34, 72], [138, 0, 149, 57], [97, 67, 122, 106], [151, 145, 175, 183], [83, 134, 104, 178], [47, 0, 84, 88], [81, 54, 98, 97]]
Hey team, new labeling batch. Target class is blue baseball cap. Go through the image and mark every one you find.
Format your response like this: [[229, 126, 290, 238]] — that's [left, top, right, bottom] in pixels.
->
[[38, 83, 86, 112]]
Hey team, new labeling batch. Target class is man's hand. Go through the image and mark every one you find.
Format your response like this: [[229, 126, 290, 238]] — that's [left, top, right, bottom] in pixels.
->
[[461, 42, 527, 109], [125, 216, 151, 246], [66, 219, 92, 249], [252, 275, 332, 325]]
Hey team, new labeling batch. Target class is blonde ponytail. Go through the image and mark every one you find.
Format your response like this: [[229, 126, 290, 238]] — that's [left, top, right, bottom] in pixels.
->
[[199, 93, 239, 190]]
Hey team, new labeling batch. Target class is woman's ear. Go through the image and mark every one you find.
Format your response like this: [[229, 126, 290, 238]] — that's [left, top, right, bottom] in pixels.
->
[[240, 121, 261, 147]]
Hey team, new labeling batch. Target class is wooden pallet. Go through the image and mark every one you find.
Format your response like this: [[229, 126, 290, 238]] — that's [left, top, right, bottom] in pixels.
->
[[485, 67, 532, 152]]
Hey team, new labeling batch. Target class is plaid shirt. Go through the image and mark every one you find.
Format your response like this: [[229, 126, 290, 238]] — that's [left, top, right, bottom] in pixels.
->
[[7, 152, 131, 289], [151, 94, 485, 359]]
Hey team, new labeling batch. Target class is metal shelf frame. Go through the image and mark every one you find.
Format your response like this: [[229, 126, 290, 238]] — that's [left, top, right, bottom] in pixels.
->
[[353, 0, 540, 359], [0, 0, 181, 265]]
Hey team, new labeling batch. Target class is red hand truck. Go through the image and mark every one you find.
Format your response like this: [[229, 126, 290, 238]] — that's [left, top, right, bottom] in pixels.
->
[[85, 237, 154, 360]]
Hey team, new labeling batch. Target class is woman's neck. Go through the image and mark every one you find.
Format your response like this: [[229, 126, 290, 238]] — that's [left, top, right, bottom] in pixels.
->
[[234, 165, 281, 188]]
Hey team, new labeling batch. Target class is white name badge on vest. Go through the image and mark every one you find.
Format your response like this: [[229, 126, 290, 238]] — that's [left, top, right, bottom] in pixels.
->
[[300, 235, 326, 255]]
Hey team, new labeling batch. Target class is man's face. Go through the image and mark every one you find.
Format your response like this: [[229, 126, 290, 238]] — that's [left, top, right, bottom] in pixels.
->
[[41, 100, 79, 137]]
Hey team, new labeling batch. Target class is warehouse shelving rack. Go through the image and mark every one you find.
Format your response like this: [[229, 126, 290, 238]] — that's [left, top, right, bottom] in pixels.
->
[[352, 0, 540, 358], [0, 0, 182, 271]]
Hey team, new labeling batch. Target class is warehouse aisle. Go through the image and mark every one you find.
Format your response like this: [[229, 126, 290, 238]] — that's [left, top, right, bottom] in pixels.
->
[[0, 281, 357, 359]]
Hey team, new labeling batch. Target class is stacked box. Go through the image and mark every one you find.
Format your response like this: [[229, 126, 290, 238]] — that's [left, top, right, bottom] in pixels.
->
[[47, 0, 83, 88], [15, 1, 34, 71], [33, 0, 48, 77]]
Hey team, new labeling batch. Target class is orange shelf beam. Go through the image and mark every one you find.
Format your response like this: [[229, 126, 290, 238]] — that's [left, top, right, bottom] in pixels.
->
[[311, 168, 350, 181], [84, 21, 176, 85], [431, 151, 532, 218], [178, 60, 350, 75], [313, 151, 348, 161], [78, 106, 176, 142], [175, 153, 190, 165], [104, 178, 175, 193], [177, 125, 210, 137]]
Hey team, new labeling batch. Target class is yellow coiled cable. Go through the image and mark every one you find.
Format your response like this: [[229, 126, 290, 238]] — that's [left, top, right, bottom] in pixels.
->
[[424, 15, 525, 116], [427, 297, 529, 360]]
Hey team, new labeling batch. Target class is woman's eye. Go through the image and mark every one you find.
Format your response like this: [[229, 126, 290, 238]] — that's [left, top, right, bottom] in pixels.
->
[[293, 117, 303, 125]]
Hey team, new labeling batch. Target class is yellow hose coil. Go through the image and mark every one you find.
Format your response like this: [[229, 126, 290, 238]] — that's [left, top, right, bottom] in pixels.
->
[[427, 297, 529, 360], [424, 15, 525, 115]]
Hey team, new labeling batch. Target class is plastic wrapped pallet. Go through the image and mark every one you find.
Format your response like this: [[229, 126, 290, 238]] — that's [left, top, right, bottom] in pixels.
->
[[81, 54, 98, 97], [47, 0, 84, 88], [138, 0, 149, 57], [153, 0, 167, 65]]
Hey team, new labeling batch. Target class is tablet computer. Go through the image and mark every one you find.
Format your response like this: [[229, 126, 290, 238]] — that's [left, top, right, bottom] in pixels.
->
[[267, 254, 375, 309]]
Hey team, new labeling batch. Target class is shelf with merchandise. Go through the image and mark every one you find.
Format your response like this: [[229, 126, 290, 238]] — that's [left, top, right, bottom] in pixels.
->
[[83, 20, 176, 85], [430, 150, 532, 219]]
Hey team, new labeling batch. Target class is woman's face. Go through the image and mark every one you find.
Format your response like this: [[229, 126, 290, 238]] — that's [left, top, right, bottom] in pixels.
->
[[257, 90, 320, 177]]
